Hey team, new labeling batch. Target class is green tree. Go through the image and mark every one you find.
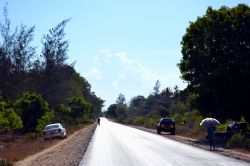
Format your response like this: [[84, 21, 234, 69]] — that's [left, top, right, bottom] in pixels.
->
[[15, 93, 49, 132], [0, 101, 23, 132], [12, 24, 35, 98], [40, 19, 70, 108], [153, 80, 161, 95], [36, 111, 55, 134], [179, 4, 250, 122], [67, 97, 92, 123], [116, 93, 126, 105], [106, 104, 118, 118]]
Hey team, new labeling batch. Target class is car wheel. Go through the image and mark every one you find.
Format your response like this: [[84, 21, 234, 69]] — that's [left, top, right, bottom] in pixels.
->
[[157, 129, 161, 134], [171, 131, 175, 135]]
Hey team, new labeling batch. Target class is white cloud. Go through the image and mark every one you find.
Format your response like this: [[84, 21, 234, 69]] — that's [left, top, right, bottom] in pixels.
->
[[85, 68, 102, 80], [96, 50, 181, 89]]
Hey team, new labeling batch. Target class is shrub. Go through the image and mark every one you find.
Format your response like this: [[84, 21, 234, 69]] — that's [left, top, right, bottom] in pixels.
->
[[0, 106, 23, 132], [216, 123, 228, 132], [226, 133, 245, 148], [35, 111, 55, 134], [133, 116, 145, 126], [173, 113, 183, 125], [24, 132, 38, 142], [14, 93, 50, 132], [144, 117, 157, 128], [67, 97, 93, 124]]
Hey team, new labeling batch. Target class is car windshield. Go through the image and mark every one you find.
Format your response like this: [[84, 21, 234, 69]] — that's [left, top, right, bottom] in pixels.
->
[[161, 119, 173, 124], [45, 124, 59, 130]]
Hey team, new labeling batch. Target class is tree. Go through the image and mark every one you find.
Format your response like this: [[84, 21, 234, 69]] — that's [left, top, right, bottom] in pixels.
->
[[12, 24, 35, 97], [67, 97, 93, 123], [153, 80, 160, 95], [0, 6, 16, 101], [116, 93, 126, 105], [14, 93, 49, 132], [0, 101, 23, 132], [36, 111, 54, 134], [40, 19, 70, 107], [179, 4, 250, 122], [129, 95, 146, 116]]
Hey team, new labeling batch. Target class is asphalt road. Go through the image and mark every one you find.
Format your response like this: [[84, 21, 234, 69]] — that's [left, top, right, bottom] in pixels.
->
[[79, 118, 249, 166]]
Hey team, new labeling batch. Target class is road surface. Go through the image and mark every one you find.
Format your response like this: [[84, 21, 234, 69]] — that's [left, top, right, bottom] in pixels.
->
[[79, 118, 249, 166]]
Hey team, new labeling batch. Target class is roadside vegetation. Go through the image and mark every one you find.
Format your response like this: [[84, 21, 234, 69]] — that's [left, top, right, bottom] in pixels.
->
[[105, 4, 250, 151], [0, 5, 103, 164]]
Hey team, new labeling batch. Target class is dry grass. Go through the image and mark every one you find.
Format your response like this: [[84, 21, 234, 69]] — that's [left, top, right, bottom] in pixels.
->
[[176, 124, 207, 140], [0, 124, 86, 162]]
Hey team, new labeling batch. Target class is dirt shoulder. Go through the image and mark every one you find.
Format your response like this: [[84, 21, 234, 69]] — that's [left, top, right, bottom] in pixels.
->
[[14, 123, 96, 166], [130, 125, 250, 163]]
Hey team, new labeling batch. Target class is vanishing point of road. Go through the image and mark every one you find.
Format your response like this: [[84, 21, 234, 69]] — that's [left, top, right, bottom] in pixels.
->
[[79, 118, 249, 166]]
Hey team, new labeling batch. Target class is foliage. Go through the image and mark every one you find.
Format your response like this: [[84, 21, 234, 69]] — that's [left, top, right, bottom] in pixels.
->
[[106, 104, 118, 118], [132, 116, 158, 128], [35, 111, 55, 134], [179, 4, 250, 122], [67, 97, 93, 124], [216, 123, 228, 132], [153, 80, 160, 95], [0, 101, 23, 132], [226, 133, 245, 148], [14, 92, 49, 132], [24, 132, 38, 142], [0, 6, 103, 120], [116, 93, 126, 105]]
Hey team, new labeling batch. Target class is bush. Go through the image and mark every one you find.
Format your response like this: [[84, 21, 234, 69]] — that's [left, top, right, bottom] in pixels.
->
[[0, 106, 23, 132], [216, 123, 228, 132], [36, 111, 55, 134], [173, 113, 183, 125], [133, 116, 145, 125], [24, 132, 38, 142], [67, 97, 93, 124], [14, 93, 50, 132], [144, 117, 157, 128], [227, 133, 245, 148]]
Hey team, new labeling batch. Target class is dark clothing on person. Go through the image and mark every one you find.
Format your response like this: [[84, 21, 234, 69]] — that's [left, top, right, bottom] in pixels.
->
[[97, 118, 100, 125], [207, 126, 216, 150]]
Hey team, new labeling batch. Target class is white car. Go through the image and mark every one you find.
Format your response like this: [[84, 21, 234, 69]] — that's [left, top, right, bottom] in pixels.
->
[[43, 123, 67, 140]]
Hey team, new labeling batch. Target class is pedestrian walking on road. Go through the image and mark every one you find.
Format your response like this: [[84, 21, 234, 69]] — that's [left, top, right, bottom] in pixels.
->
[[97, 117, 100, 125], [207, 125, 216, 151]]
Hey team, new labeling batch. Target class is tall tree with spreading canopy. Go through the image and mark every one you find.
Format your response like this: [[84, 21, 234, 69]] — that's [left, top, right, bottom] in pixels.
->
[[40, 19, 71, 107], [179, 4, 250, 122]]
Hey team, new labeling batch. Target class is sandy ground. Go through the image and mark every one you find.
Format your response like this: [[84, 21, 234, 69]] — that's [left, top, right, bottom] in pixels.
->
[[14, 124, 96, 166], [131, 125, 250, 163]]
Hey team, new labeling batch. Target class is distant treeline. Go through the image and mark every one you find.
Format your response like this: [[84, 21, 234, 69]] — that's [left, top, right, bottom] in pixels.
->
[[106, 4, 250, 124], [0, 6, 104, 134]]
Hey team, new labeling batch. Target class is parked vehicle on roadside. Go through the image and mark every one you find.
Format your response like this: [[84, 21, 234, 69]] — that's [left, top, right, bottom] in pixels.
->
[[227, 122, 247, 135], [43, 123, 67, 140], [156, 118, 175, 135]]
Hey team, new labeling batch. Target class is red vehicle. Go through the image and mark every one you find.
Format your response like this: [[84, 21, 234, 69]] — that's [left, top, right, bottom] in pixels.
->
[[156, 118, 175, 135]]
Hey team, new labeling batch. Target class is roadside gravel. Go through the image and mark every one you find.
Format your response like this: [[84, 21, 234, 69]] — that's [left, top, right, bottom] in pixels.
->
[[131, 125, 250, 163], [14, 123, 97, 166]]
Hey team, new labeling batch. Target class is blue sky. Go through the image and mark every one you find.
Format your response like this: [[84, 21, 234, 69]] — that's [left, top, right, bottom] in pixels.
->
[[1, 0, 249, 109]]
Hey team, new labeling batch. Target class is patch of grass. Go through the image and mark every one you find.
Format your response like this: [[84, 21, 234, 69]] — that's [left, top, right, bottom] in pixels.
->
[[227, 133, 245, 148], [24, 132, 38, 142]]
